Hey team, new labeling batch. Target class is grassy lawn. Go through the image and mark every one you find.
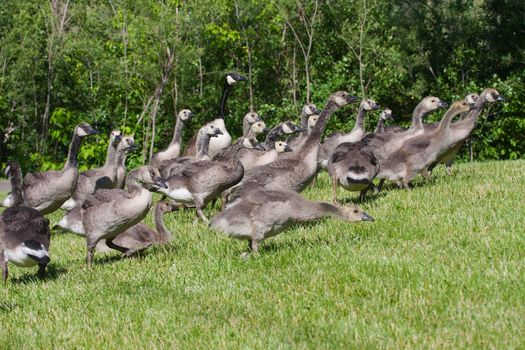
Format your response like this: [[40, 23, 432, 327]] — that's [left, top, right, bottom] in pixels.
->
[[1, 160, 525, 348]]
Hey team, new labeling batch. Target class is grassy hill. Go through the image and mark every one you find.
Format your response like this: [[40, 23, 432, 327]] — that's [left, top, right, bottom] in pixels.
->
[[1, 160, 524, 348]]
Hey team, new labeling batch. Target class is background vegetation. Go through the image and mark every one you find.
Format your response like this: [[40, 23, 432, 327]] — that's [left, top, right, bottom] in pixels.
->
[[0, 0, 523, 171]]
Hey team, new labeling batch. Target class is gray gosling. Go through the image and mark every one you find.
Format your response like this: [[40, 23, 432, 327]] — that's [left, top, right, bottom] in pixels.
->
[[81, 165, 167, 267], [96, 200, 179, 256], [115, 135, 138, 188], [149, 109, 194, 167], [1, 122, 98, 214], [287, 103, 322, 149], [184, 72, 246, 158], [318, 99, 380, 170], [0, 161, 51, 284], [263, 121, 304, 151], [61, 130, 123, 211], [210, 187, 374, 257], [242, 111, 263, 137]]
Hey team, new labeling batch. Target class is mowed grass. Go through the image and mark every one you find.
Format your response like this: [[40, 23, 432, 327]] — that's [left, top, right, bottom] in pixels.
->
[[1, 160, 525, 349]]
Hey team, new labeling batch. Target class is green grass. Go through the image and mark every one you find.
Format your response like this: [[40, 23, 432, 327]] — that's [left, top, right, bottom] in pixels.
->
[[1, 160, 525, 349]]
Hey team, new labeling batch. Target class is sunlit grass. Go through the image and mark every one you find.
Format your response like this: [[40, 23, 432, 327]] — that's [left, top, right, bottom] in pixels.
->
[[1, 160, 525, 348]]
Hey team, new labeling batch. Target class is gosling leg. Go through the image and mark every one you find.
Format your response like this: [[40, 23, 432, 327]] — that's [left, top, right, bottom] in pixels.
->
[[331, 176, 338, 204]]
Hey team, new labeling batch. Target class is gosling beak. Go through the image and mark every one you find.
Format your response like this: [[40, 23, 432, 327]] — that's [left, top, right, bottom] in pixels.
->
[[153, 177, 168, 189], [214, 128, 223, 135], [469, 103, 476, 110], [254, 143, 266, 151], [361, 212, 375, 222], [294, 126, 305, 133], [127, 144, 139, 153], [314, 107, 322, 114], [263, 127, 270, 133], [438, 101, 449, 109], [114, 134, 122, 142], [346, 95, 361, 103], [189, 112, 195, 117], [284, 144, 293, 152], [496, 95, 505, 102], [373, 104, 381, 110]]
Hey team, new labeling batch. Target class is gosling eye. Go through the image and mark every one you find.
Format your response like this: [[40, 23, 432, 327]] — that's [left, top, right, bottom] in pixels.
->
[[353, 209, 358, 213]]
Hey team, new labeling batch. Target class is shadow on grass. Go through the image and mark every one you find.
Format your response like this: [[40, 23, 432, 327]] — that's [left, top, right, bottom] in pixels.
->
[[10, 264, 68, 285]]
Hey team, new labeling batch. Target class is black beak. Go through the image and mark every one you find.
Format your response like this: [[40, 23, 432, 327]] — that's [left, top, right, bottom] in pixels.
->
[[469, 103, 476, 110], [373, 104, 381, 110], [254, 143, 266, 151], [361, 212, 375, 221], [294, 126, 305, 133], [346, 95, 361, 103], [127, 144, 139, 153], [438, 101, 449, 108], [284, 144, 293, 152], [496, 95, 505, 102], [214, 128, 223, 135], [263, 127, 270, 133], [189, 112, 195, 117], [87, 125, 99, 135], [153, 177, 168, 189], [314, 107, 322, 114], [114, 135, 122, 142], [238, 75, 247, 81]]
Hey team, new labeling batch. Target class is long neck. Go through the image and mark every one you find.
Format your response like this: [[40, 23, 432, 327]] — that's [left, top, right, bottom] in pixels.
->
[[65, 133, 82, 168], [264, 125, 283, 149], [124, 173, 144, 194], [410, 102, 428, 130], [8, 163, 23, 206], [300, 110, 309, 131], [242, 119, 251, 137], [353, 107, 366, 131], [154, 206, 173, 242], [374, 118, 385, 133], [298, 100, 338, 158], [438, 107, 462, 132], [104, 142, 118, 167], [246, 128, 259, 140], [196, 133, 212, 159], [462, 95, 488, 127], [170, 117, 185, 145], [217, 81, 233, 119], [117, 149, 128, 168], [294, 200, 345, 222]]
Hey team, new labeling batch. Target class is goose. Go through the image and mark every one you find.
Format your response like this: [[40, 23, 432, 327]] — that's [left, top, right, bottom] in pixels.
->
[[61, 130, 123, 211], [239, 140, 292, 171], [0, 161, 51, 284], [158, 124, 223, 178], [378, 99, 475, 188], [1, 122, 98, 214], [159, 138, 253, 223], [96, 200, 178, 256], [286, 103, 322, 149], [373, 108, 405, 133], [115, 135, 137, 188], [233, 91, 360, 196], [210, 187, 374, 256], [55, 137, 139, 235], [317, 99, 380, 170], [327, 142, 379, 203], [81, 165, 167, 267], [423, 93, 479, 175], [183, 72, 246, 158], [149, 109, 194, 167], [262, 121, 304, 151], [242, 111, 263, 137]]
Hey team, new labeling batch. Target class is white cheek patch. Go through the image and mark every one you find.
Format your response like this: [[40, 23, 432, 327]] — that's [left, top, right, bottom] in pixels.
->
[[334, 96, 347, 106], [485, 94, 495, 103], [226, 75, 237, 85], [77, 128, 89, 137], [282, 124, 293, 134]]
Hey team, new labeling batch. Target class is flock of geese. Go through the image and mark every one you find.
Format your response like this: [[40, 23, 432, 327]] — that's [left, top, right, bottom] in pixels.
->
[[0, 71, 504, 283]]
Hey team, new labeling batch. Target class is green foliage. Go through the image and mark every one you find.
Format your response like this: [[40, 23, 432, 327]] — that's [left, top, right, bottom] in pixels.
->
[[0, 0, 524, 172]]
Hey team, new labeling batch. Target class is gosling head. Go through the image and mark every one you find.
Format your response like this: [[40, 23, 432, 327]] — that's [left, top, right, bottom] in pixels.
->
[[281, 121, 304, 134], [330, 91, 360, 107], [244, 111, 261, 124], [465, 93, 479, 105], [419, 96, 449, 114], [75, 122, 98, 137], [480, 88, 505, 103], [250, 121, 269, 135], [340, 206, 375, 222], [275, 141, 292, 153], [451, 99, 475, 114], [110, 130, 122, 145], [303, 103, 321, 116], [204, 124, 223, 138], [157, 200, 180, 214], [4, 160, 19, 178], [134, 165, 167, 192], [226, 72, 247, 86], [119, 135, 138, 153], [242, 137, 265, 151], [360, 99, 380, 111], [380, 108, 393, 120], [178, 109, 194, 122], [308, 114, 320, 131]]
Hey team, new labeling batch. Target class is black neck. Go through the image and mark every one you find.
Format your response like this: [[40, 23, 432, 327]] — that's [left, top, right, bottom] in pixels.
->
[[264, 124, 284, 149], [8, 162, 23, 206], [217, 80, 233, 120], [65, 133, 82, 168]]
